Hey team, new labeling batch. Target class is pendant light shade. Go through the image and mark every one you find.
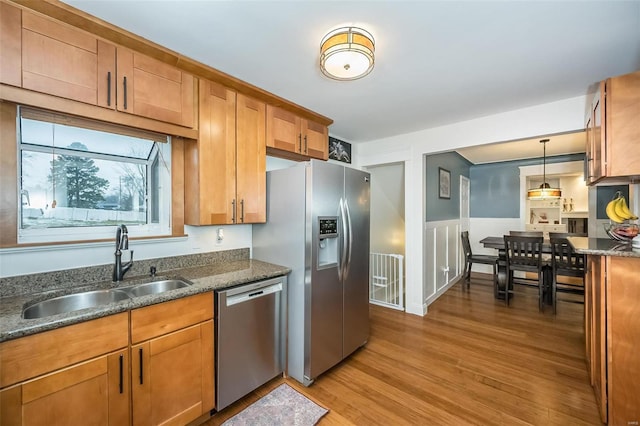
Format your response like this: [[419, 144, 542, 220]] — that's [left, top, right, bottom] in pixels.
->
[[320, 27, 375, 81], [527, 139, 562, 200]]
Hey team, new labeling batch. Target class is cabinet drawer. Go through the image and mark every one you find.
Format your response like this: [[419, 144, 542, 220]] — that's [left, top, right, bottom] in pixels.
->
[[130, 292, 213, 343], [0, 312, 128, 388]]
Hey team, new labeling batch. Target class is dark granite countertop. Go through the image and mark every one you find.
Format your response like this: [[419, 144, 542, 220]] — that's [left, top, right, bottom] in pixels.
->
[[0, 259, 290, 342], [568, 237, 640, 258]]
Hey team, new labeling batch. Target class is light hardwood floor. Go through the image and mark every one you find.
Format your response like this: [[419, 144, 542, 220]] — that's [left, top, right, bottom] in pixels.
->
[[202, 274, 601, 425]]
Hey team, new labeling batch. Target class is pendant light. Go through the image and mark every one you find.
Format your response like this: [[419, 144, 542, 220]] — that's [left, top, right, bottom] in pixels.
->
[[527, 139, 562, 200]]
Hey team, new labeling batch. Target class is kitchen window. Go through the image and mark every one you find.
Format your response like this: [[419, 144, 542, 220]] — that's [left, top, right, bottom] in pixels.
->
[[17, 107, 172, 243]]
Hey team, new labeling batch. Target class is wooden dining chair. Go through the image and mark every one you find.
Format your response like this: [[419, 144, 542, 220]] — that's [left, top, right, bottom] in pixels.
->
[[460, 231, 499, 290], [548, 234, 586, 314], [503, 235, 545, 309]]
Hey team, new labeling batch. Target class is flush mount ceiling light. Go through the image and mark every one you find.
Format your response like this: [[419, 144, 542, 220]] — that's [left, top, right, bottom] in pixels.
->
[[527, 139, 562, 200], [320, 26, 375, 81]]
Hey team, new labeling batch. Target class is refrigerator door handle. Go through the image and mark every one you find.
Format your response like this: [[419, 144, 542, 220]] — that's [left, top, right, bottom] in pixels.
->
[[344, 198, 353, 279], [338, 198, 348, 280]]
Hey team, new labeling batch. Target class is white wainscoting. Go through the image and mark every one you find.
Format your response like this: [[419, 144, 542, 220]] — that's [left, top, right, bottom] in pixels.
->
[[424, 220, 461, 306], [423, 217, 522, 308]]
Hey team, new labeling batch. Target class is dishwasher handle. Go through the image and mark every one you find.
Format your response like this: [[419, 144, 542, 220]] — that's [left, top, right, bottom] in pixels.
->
[[225, 282, 283, 306]]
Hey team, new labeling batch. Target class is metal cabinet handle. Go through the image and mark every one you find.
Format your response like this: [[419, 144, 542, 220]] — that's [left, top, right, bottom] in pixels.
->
[[231, 199, 236, 223], [298, 133, 302, 153], [240, 199, 245, 223], [119, 354, 124, 393], [123, 76, 128, 110], [304, 135, 308, 154], [107, 72, 112, 106], [138, 348, 143, 385]]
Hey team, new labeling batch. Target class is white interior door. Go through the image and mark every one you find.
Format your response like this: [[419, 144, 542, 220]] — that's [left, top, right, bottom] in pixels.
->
[[460, 176, 470, 231]]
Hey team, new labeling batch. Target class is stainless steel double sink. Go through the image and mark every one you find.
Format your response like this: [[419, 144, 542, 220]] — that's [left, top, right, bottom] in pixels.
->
[[22, 279, 192, 320]]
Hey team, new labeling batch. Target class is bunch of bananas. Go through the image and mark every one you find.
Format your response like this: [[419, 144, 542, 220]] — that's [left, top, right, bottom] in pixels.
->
[[605, 192, 638, 223]]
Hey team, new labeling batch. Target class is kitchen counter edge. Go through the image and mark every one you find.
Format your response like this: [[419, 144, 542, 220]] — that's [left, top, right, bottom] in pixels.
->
[[0, 259, 290, 342], [568, 237, 640, 258]]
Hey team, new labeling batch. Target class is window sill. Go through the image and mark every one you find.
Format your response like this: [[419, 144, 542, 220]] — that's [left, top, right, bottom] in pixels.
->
[[0, 234, 189, 253]]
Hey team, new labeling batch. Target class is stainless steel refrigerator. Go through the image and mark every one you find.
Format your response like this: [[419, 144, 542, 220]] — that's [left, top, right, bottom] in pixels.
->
[[253, 159, 370, 386]]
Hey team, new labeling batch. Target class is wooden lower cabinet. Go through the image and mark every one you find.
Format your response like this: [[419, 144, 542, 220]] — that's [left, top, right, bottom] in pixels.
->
[[132, 321, 214, 426], [585, 255, 640, 425], [0, 350, 129, 426], [0, 293, 215, 426], [0, 313, 129, 426], [130, 292, 215, 426]]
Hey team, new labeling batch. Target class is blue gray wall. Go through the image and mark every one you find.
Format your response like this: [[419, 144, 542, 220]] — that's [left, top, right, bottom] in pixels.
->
[[425, 152, 472, 221], [469, 154, 585, 218]]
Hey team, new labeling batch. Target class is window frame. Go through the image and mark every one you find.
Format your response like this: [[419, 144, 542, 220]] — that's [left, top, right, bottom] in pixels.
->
[[16, 106, 174, 244]]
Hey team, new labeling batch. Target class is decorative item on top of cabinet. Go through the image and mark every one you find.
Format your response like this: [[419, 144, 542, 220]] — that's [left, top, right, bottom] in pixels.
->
[[185, 79, 266, 225], [0, 4, 195, 128], [585, 70, 640, 184], [266, 105, 328, 161]]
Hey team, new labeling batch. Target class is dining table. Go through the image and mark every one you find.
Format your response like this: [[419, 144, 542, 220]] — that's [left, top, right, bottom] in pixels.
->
[[479, 236, 553, 303]]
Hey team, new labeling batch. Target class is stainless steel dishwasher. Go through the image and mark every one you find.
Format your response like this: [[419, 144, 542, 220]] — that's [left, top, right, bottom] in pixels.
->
[[215, 276, 286, 410]]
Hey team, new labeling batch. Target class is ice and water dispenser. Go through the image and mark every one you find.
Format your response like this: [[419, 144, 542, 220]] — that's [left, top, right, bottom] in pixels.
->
[[317, 216, 339, 268]]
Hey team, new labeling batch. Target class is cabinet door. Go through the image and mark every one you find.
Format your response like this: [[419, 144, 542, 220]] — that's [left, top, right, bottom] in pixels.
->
[[590, 85, 604, 181], [116, 48, 194, 127], [185, 79, 236, 225], [0, 2, 22, 87], [607, 256, 640, 425], [592, 256, 607, 423], [0, 350, 129, 426], [584, 256, 593, 381], [606, 71, 640, 178], [132, 321, 214, 426], [236, 94, 266, 224], [302, 119, 328, 160], [266, 105, 300, 154], [20, 11, 115, 108]]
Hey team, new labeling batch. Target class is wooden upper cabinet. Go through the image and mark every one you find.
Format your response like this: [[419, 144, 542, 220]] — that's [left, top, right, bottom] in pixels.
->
[[303, 119, 329, 160], [586, 70, 640, 184], [185, 82, 265, 226], [185, 79, 237, 225], [0, 6, 195, 128], [0, 2, 22, 87], [266, 106, 301, 153], [585, 89, 603, 184], [116, 48, 195, 128], [266, 105, 328, 160], [17, 9, 116, 108], [236, 93, 266, 224]]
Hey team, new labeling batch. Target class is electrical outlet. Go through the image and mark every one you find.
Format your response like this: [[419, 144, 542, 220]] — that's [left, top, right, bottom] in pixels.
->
[[216, 228, 224, 244]]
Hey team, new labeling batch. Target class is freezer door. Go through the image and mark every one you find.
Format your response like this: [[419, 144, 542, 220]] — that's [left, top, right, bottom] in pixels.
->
[[343, 167, 371, 356], [307, 160, 344, 381]]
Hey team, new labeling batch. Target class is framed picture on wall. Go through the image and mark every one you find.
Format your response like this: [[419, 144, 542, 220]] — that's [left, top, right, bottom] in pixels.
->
[[439, 167, 451, 199], [328, 136, 351, 164]]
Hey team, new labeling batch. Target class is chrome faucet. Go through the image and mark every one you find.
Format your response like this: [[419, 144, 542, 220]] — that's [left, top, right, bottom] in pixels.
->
[[113, 224, 134, 282]]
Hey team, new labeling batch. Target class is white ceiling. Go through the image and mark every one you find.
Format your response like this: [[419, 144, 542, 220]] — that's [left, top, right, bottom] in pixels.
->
[[65, 0, 639, 160]]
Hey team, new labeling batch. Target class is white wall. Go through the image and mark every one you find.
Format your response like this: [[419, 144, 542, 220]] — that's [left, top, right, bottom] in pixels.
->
[[355, 95, 588, 316], [0, 225, 253, 278]]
